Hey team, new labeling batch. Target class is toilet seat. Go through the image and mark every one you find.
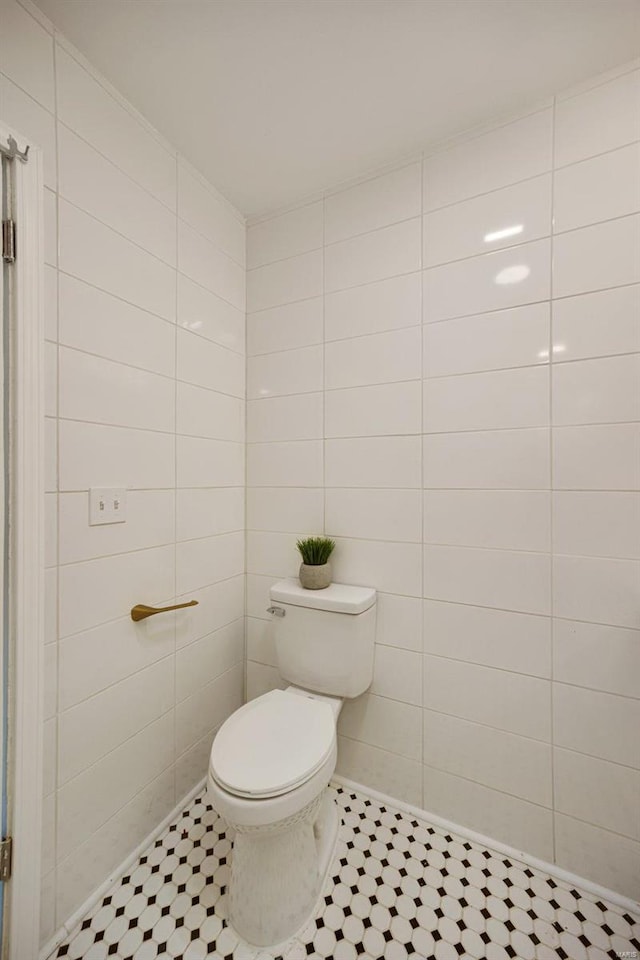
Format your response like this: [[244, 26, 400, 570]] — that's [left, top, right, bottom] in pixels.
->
[[209, 689, 335, 799]]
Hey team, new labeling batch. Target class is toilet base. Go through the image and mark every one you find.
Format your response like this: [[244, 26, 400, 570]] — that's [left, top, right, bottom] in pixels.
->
[[227, 787, 339, 947]]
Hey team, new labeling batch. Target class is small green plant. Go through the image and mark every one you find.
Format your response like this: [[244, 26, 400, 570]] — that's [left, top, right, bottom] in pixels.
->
[[296, 536, 336, 566]]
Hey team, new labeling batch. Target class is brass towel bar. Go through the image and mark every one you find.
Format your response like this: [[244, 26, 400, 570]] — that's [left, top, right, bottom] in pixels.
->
[[131, 600, 198, 622]]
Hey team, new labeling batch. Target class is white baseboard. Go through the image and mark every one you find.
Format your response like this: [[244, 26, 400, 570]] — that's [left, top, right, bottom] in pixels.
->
[[333, 774, 640, 918], [39, 777, 208, 960]]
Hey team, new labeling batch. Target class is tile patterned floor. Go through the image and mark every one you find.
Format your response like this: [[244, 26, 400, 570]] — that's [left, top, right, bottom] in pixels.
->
[[51, 784, 640, 960]]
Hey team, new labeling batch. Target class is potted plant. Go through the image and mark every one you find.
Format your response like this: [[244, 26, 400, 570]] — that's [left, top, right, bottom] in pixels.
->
[[296, 536, 336, 590]]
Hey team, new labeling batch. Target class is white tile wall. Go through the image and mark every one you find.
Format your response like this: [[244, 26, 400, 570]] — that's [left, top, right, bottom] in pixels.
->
[[59, 199, 176, 322], [552, 619, 640, 699], [177, 273, 245, 354], [325, 436, 421, 489], [247, 296, 323, 355], [324, 217, 421, 293], [553, 214, 640, 299], [325, 271, 421, 341], [423, 428, 550, 489], [0, 3, 246, 943], [324, 163, 421, 244], [59, 273, 176, 378], [423, 174, 551, 266], [247, 249, 322, 312], [554, 68, 640, 168], [423, 108, 553, 210], [424, 302, 549, 377], [424, 237, 551, 322], [247, 392, 323, 443], [423, 490, 550, 552], [552, 284, 640, 362], [58, 124, 177, 265], [325, 326, 421, 389], [553, 143, 640, 232], [5, 2, 640, 933], [247, 344, 322, 398], [247, 201, 322, 268], [423, 365, 549, 433], [246, 62, 640, 902]]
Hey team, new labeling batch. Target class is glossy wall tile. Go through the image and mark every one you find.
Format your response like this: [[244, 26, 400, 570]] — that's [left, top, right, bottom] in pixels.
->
[[246, 61, 640, 905], [5, 2, 640, 945], [1, 1, 247, 945]]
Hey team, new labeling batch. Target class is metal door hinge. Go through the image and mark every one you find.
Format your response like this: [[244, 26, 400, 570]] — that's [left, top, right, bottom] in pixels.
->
[[2, 219, 16, 263], [0, 837, 12, 881]]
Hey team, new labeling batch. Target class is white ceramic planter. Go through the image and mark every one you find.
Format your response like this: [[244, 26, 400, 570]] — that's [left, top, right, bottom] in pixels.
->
[[299, 562, 332, 590]]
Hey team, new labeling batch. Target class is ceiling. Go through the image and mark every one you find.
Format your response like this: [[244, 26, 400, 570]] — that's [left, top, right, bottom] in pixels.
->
[[34, 0, 640, 219]]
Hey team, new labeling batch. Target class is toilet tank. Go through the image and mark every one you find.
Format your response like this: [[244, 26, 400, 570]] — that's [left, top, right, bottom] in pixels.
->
[[268, 580, 376, 699]]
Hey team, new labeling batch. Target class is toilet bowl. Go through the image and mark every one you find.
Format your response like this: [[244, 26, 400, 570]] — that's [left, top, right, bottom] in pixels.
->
[[207, 579, 376, 947], [208, 687, 342, 946]]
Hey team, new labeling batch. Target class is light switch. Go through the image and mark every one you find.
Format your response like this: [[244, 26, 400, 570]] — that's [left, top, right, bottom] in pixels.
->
[[89, 488, 127, 526]]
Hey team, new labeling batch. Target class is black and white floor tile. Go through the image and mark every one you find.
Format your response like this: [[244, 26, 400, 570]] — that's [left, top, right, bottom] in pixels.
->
[[51, 785, 640, 960]]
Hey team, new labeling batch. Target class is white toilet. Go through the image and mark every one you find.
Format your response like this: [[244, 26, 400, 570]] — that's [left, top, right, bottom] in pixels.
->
[[207, 578, 376, 947]]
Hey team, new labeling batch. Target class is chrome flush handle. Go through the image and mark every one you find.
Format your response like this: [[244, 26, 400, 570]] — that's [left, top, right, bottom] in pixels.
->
[[267, 605, 286, 617]]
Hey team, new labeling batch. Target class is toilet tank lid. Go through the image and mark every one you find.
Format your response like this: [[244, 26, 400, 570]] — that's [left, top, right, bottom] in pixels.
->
[[270, 579, 376, 614]]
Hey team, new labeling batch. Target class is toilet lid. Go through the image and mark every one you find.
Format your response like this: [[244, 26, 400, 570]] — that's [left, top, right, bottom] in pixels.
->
[[210, 690, 335, 798]]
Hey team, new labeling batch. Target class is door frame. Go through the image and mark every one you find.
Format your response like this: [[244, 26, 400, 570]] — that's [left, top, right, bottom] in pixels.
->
[[0, 122, 45, 960]]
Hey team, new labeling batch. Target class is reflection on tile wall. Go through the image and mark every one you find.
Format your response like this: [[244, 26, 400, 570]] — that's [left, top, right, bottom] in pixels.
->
[[1, 0, 246, 945], [246, 63, 640, 901]]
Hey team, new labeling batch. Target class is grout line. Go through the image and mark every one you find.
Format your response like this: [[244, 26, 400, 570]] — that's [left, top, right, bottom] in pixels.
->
[[552, 137, 640, 173], [425, 208, 640, 273], [244, 415, 640, 442], [58, 194, 178, 271], [247, 275, 639, 326], [245, 575, 637, 632], [248, 204, 638, 279], [248, 102, 557, 226], [417, 760, 640, 846], [51, 29, 61, 917], [58, 483, 245, 495], [57, 573, 244, 642], [55, 116, 245, 266], [248, 243, 324, 273], [54, 413, 244, 442], [246, 291, 323, 318], [0, 66, 55, 120], [59, 618, 245, 714], [549, 91, 558, 864], [57, 528, 244, 567], [322, 194, 326, 538], [422, 169, 553, 217], [58, 327, 245, 394], [419, 149, 426, 811], [243, 484, 640, 493], [423, 228, 551, 271], [55, 117, 180, 219], [416, 759, 555, 813], [420, 700, 568, 751], [54, 413, 245, 442], [248, 330, 414, 359], [552, 207, 640, 238], [243, 220, 249, 707], [58, 196, 245, 315], [53, 268, 173, 331], [172, 153, 179, 808]]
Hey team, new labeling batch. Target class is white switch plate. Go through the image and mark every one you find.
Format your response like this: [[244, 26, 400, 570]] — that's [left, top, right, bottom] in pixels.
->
[[89, 488, 127, 525]]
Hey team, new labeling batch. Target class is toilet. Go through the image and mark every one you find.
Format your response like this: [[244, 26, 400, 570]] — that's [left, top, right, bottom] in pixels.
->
[[207, 578, 376, 947]]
